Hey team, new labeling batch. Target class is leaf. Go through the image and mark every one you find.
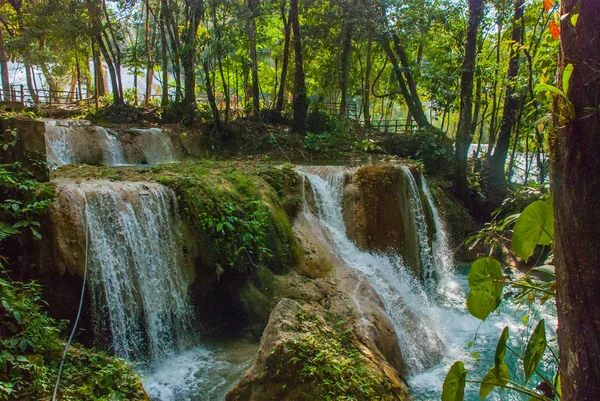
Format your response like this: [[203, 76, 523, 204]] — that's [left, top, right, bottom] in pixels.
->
[[562, 64, 574, 96], [524, 320, 547, 384], [570, 13, 579, 26], [494, 327, 509, 368], [512, 200, 554, 261], [442, 361, 467, 401], [479, 363, 510, 399], [543, 0, 554, 12], [549, 21, 560, 40], [534, 83, 565, 99], [466, 258, 505, 320]]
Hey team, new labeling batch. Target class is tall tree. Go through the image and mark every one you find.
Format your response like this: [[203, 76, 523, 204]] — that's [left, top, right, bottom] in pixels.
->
[[247, 0, 260, 117], [275, 0, 290, 114], [453, 0, 484, 204], [339, 0, 357, 118], [553, 1, 600, 399], [182, 0, 203, 110], [290, 0, 307, 133], [0, 23, 11, 101], [489, 0, 525, 193]]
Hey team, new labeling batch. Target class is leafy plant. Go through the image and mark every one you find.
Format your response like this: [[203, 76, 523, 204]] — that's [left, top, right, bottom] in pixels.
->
[[443, 198, 558, 400]]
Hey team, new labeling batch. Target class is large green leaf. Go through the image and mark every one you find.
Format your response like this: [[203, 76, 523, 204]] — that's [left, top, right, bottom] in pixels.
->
[[494, 327, 509, 368], [523, 320, 547, 384], [479, 363, 510, 400], [442, 361, 468, 401], [480, 327, 511, 399], [512, 200, 554, 261], [466, 258, 504, 320]]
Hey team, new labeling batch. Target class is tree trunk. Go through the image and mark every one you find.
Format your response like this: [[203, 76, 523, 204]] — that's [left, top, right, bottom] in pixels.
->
[[362, 38, 372, 127], [203, 60, 222, 133], [453, 0, 484, 204], [160, 1, 169, 106], [247, 0, 260, 118], [144, 0, 155, 106], [182, 0, 202, 110], [487, 20, 503, 155], [489, 0, 524, 194], [290, 0, 307, 133], [553, 2, 600, 400], [339, 0, 356, 118], [0, 24, 10, 101], [275, 0, 290, 113]]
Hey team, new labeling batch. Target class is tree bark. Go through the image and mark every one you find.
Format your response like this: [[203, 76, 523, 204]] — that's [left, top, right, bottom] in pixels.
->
[[0, 24, 10, 101], [362, 38, 372, 127], [553, 2, 600, 400], [290, 0, 307, 133], [489, 0, 525, 192], [275, 0, 290, 113], [453, 0, 484, 204], [160, 1, 169, 106], [247, 0, 260, 118], [339, 0, 357, 118], [182, 0, 202, 110], [144, 0, 155, 106]]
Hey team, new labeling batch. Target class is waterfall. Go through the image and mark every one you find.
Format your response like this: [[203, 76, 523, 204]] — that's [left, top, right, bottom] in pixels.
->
[[420, 176, 453, 276], [297, 166, 445, 372], [130, 128, 178, 164], [44, 120, 126, 167], [69, 181, 192, 360], [400, 166, 436, 289]]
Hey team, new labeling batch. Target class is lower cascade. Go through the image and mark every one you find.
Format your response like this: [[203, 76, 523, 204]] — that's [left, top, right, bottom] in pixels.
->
[[55, 180, 192, 360]]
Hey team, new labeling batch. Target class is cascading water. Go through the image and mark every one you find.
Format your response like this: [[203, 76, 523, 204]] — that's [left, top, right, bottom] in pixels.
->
[[298, 165, 557, 400], [44, 120, 126, 167], [400, 165, 436, 288], [419, 175, 453, 276], [53, 180, 257, 401], [130, 128, 178, 164], [74, 181, 192, 360], [298, 166, 446, 372]]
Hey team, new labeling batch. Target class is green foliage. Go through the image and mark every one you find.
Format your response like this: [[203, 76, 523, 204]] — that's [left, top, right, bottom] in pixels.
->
[[268, 312, 394, 401], [524, 320, 547, 385], [466, 257, 504, 321], [352, 139, 383, 153], [479, 327, 510, 399], [0, 163, 54, 241], [442, 361, 467, 401], [0, 269, 147, 400], [381, 129, 452, 174], [511, 200, 554, 261]]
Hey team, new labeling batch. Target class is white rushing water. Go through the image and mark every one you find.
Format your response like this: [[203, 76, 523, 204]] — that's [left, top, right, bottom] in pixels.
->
[[80, 182, 192, 360], [298, 165, 557, 400], [298, 166, 446, 372], [130, 128, 178, 164], [44, 119, 126, 167]]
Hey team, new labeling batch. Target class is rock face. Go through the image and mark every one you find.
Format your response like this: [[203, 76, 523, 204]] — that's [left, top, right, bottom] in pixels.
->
[[342, 164, 431, 278], [226, 212, 413, 401]]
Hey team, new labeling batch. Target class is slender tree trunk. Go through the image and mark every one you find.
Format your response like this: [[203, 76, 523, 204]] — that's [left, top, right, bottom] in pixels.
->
[[487, 20, 503, 155], [144, 0, 155, 106], [553, 2, 600, 400], [489, 0, 525, 193], [0, 24, 10, 101], [453, 0, 484, 204], [339, 0, 356, 118], [363, 38, 372, 127], [160, 2, 169, 106], [290, 0, 307, 133], [91, 38, 106, 97], [182, 0, 202, 110], [275, 0, 290, 113], [247, 0, 260, 117], [203, 60, 222, 132]]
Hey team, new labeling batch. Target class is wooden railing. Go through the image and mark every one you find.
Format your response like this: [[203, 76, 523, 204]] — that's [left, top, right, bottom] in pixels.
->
[[0, 85, 92, 107]]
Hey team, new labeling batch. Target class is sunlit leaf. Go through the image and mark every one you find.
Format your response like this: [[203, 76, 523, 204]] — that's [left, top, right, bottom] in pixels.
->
[[442, 361, 467, 401], [466, 258, 504, 320], [562, 64, 573, 96], [512, 200, 554, 261], [524, 320, 547, 384]]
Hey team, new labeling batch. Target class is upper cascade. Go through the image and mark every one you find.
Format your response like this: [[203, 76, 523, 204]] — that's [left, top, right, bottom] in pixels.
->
[[50, 179, 193, 361], [43, 119, 179, 168]]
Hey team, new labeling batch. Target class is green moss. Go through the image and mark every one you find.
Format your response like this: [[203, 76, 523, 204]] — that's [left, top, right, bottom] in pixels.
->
[[53, 161, 301, 275], [265, 311, 396, 401]]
